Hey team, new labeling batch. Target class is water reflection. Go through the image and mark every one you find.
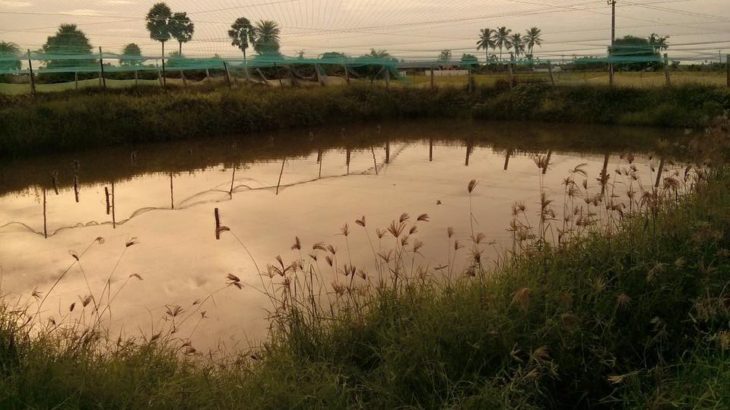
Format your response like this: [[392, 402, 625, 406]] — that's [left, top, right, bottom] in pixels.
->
[[0, 120, 689, 351]]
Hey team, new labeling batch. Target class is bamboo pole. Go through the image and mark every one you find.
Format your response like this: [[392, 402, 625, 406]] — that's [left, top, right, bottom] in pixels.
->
[[429, 138, 433, 162], [98, 47, 106, 89], [27, 49, 36, 97], [214, 208, 221, 240], [222, 61, 232, 89], [664, 53, 671, 87], [42, 188, 47, 239], [548, 62, 555, 86], [276, 159, 286, 195]]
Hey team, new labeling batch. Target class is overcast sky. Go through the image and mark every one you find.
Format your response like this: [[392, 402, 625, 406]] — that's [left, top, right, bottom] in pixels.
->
[[1, 0, 728, 62]]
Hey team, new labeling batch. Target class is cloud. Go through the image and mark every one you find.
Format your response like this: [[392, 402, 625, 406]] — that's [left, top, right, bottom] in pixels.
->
[[0, 0, 32, 8], [65, 9, 105, 17]]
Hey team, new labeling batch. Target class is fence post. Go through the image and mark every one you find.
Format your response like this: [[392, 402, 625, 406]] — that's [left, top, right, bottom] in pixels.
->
[[26, 49, 36, 97], [663, 53, 671, 87], [608, 46, 614, 88], [508, 53, 514, 90], [430, 65, 435, 90], [467, 67, 473, 93], [384, 66, 390, 89], [75, 72, 79, 90], [343, 63, 350, 85], [98, 47, 106, 89], [726, 54, 729, 88], [180, 69, 187, 87], [134, 69, 138, 86], [222, 61, 232, 89], [548, 62, 555, 86]]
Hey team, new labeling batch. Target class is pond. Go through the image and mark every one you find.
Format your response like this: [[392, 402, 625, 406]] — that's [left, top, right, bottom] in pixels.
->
[[0, 120, 690, 351]]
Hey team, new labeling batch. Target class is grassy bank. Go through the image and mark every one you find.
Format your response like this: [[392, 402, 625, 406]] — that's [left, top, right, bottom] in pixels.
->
[[0, 122, 728, 408], [0, 83, 728, 157]]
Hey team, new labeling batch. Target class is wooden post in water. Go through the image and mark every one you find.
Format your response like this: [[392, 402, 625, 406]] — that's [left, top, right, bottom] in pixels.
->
[[504, 149, 512, 171], [465, 141, 473, 166], [229, 168, 236, 196], [317, 148, 323, 178], [429, 138, 433, 162], [214, 208, 221, 240], [104, 187, 111, 215], [170, 173, 175, 209], [73, 174, 79, 203], [27, 50, 36, 97], [98, 47, 106, 89], [276, 159, 286, 195], [111, 182, 116, 229], [663, 53, 671, 87], [42, 188, 47, 239], [655, 158, 665, 188], [50, 172, 59, 195]]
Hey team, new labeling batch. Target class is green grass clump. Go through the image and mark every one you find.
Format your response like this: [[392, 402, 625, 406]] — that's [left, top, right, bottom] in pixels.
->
[[1, 83, 728, 158]]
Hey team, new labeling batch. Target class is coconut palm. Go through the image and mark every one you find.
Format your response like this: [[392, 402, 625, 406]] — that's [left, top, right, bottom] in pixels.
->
[[476, 28, 496, 64], [146, 3, 172, 60], [253, 20, 281, 55], [169, 12, 194, 55], [510, 33, 525, 59], [524, 27, 543, 60], [495, 27, 512, 61]]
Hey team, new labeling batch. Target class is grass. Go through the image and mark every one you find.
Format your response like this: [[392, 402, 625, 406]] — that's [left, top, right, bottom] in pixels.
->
[[0, 119, 728, 408], [0, 82, 728, 158]]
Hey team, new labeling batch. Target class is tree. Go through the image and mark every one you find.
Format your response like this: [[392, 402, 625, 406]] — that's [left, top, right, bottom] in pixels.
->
[[146, 3, 172, 59], [648, 33, 669, 53], [120, 43, 142, 66], [42, 24, 94, 70], [169, 12, 194, 55], [524, 27, 542, 61], [610, 35, 661, 71], [228, 17, 255, 79], [495, 27, 512, 61], [253, 20, 281, 56], [0, 41, 21, 72], [460, 53, 479, 69], [438, 49, 452, 65], [476, 28, 496, 64], [510, 33, 524, 59]]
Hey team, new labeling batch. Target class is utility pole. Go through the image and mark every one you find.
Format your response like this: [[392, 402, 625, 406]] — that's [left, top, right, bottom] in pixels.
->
[[608, 0, 616, 87]]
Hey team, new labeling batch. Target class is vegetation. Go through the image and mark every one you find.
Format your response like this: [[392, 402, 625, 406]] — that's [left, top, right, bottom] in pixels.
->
[[146, 3, 173, 60], [0, 41, 21, 72], [0, 119, 727, 408], [253, 20, 281, 56], [120, 43, 142, 67], [169, 12, 195, 55], [0, 83, 727, 157], [228, 17, 255, 79]]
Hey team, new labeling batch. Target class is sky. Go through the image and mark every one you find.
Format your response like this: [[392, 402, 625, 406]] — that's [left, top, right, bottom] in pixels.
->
[[0, 0, 729, 62]]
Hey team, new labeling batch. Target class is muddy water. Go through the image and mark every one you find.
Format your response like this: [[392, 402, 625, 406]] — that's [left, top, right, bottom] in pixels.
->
[[0, 120, 688, 351]]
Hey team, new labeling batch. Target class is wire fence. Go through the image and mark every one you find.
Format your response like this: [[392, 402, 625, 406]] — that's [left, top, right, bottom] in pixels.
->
[[1, 50, 729, 95]]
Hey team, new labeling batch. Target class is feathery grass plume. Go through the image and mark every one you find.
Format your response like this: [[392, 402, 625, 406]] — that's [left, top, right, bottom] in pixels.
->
[[616, 293, 632, 309], [447, 227, 455, 238], [355, 216, 366, 227], [467, 179, 478, 193], [340, 224, 350, 237], [512, 287, 531, 312], [417, 214, 430, 222], [387, 221, 407, 238], [312, 242, 327, 252], [376, 228, 386, 239], [226, 273, 242, 289], [399, 213, 410, 223]]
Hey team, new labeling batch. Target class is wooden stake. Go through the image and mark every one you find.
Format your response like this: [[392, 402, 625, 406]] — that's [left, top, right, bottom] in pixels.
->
[[75, 72, 79, 90], [111, 182, 116, 229], [318, 149, 323, 178], [370, 146, 378, 175], [214, 208, 221, 240], [229, 168, 236, 195], [504, 149, 512, 171], [384, 66, 390, 89], [344, 64, 350, 85], [180, 70, 187, 88], [170, 173, 175, 209], [429, 138, 433, 161], [601, 153, 610, 194], [98, 47, 106, 89], [548, 63, 555, 86], [276, 159, 286, 195], [104, 187, 111, 215], [27, 49, 36, 97], [42, 188, 47, 239], [543, 150, 552, 175], [664, 53, 671, 87], [430, 66, 434, 90], [73, 174, 79, 203], [655, 158, 665, 188], [222, 61, 232, 89], [385, 140, 390, 164], [346, 147, 351, 175], [465, 141, 473, 166]]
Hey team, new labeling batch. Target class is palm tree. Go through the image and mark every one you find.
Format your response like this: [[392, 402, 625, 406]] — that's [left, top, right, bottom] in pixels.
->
[[476, 28, 496, 64], [524, 27, 542, 61], [253, 20, 281, 55], [495, 27, 512, 61], [229, 17, 255, 79], [648, 33, 669, 52], [510, 33, 524, 59], [169, 12, 194, 55], [146, 3, 172, 64]]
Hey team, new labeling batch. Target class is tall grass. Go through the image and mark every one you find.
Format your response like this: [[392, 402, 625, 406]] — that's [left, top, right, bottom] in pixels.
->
[[0, 83, 727, 158], [0, 119, 728, 409]]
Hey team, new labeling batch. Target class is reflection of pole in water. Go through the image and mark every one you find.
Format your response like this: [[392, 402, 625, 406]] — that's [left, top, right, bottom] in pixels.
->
[[600, 153, 610, 194], [346, 147, 351, 175], [51, 171, 59, 195], [465, 141, 473, 166], [429, 138, 433, 162], [111, 182, 116, 229], [543, 150, 552, 175], [42, 188, 47, 239], [104, 187, 111, 215], [73, 174, 79, 203], [229, 167, 236, 196], [370, 146, 379, 175], [276, 158, 286, 195], [385, 140, 390, 164], [318, 149, 323, 179], [170, 172, 175, 209], [654, 157, 665, 188], [504, 149, 512, 171]]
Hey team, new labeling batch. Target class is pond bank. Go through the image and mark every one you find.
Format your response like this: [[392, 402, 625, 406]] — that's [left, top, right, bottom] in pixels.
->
[[0, 83, 727, 158]]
